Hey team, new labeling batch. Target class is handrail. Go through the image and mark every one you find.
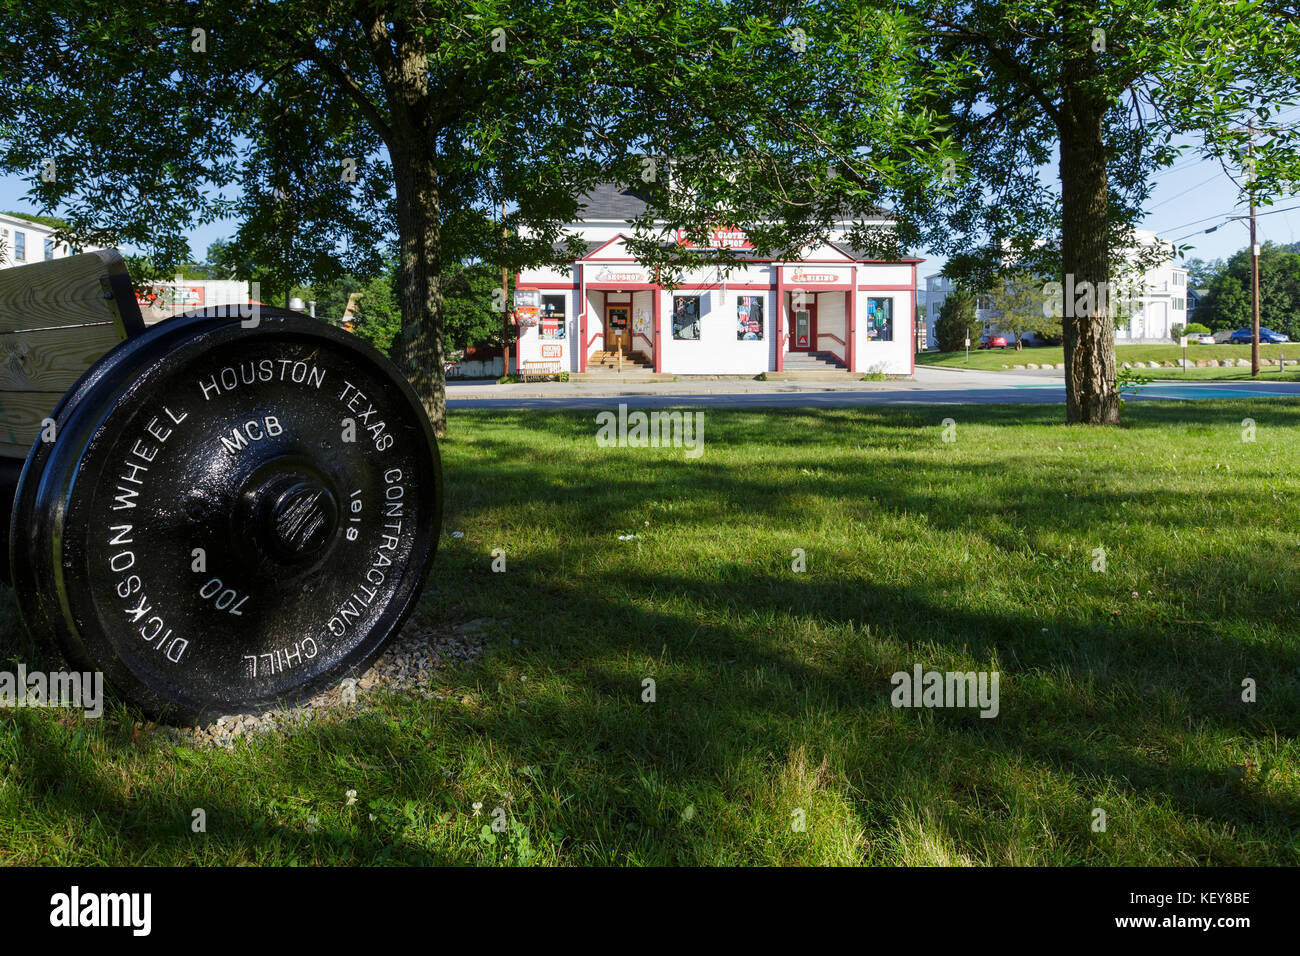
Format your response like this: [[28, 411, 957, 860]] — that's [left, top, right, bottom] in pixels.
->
[[633, 332, 654, 350], [817, 332, 846, 347]]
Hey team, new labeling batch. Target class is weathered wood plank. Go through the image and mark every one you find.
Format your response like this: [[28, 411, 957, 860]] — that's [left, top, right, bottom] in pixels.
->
[[0, 250, 145, 458], [0, 390, 66, 453], [0, 249, 143, 336], [0, 324, 122, 392]]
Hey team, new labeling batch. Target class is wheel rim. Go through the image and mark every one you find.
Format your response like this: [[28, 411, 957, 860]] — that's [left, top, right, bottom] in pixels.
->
[[12, 309, 441, 721]]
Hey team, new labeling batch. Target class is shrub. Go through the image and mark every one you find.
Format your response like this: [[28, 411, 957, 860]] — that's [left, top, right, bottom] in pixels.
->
[[934, 289, 980, 351]]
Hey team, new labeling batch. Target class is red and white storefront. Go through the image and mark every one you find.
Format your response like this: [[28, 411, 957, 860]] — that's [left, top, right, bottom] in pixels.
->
[[515, 233, 921, 376]]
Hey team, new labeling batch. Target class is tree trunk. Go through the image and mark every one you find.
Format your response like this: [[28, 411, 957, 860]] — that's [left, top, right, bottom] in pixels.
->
[[391, 138, 448, 438], [1059, 74, 1120, 425]]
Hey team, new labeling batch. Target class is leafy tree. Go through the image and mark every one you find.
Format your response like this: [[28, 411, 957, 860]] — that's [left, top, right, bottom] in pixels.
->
[[304, 273, 367, 324], [2, 210, 69, 231], [906, 1, 1300, 421], [440, 261, 514, 355], [1184, 322, 1210, 335], [349, 267, 402, 356], [343, 258, 514, 357], [1182, 256, 1225, 289], [0, 1, 954, 435], [934, 287, 980, 351], [1197, 242, 1300, 337], [984, 272, 1059, 349]]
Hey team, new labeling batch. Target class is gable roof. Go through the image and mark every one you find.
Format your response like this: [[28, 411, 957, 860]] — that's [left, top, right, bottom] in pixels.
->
[[572, 183, 893, 227], [575, 183, 652, 222]]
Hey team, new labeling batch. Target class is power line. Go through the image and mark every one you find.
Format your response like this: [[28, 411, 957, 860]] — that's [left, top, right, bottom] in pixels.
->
[[1164, 207, 1246, 236], [1168, 204, 1300, 243], [1148, 171, 1225, 210]]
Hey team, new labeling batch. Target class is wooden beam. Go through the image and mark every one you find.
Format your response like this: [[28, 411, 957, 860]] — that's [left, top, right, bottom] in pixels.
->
[[0, 250, 143, 457]]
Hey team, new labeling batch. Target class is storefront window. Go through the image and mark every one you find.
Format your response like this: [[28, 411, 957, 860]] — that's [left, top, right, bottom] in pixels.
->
[[673, 295, 700, 340], [539, 294, 566, 339], [865, 297, 893, 341], [736, 295, 764, 341]]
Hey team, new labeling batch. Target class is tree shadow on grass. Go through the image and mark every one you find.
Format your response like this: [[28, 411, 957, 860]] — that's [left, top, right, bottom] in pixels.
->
[[3, 544, 1294, 865], [3, 401, 1300, 864]]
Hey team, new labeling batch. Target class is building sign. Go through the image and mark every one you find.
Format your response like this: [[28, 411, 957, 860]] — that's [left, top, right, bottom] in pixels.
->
[[138, 285, 205, 309], [591, 265, 647, 284], [675, 227, 754, 251], [782, 266, 851, 286], [541, 344, 562, 358], [513, 287, 540, 326]]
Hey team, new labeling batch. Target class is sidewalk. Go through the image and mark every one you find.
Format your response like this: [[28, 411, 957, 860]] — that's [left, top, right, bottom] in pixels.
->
[[444, 365, 1065, 401]]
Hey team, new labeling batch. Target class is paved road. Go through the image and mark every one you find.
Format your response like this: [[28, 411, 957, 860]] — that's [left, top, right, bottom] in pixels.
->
[[446, 370, 1300, 410]]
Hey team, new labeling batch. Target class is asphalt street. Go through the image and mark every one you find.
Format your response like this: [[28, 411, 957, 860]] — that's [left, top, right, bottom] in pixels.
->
[[445, 368, 1300, 410]]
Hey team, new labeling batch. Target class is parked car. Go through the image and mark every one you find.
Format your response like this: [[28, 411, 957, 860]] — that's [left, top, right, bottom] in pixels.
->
[[1228, 327, 1290, 344], [1195, 334, 1216, 345], [979, 335, 1008, 349]]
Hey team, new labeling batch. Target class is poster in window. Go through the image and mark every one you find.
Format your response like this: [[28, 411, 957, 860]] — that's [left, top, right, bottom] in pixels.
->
[[865, 297, 893, 341], [539, 295, 566, 339], [673, 296, 700, 340], [736, 295, 764, 341]]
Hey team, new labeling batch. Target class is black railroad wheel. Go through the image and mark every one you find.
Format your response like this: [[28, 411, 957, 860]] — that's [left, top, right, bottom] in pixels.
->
[[10, 308, 441, 723]]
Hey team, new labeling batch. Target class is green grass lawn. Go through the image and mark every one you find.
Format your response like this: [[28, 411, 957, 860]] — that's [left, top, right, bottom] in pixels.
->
[[919, 342, 1300, 378], [3, 401, 1299, 865], [1140, 367, 1300, 382]]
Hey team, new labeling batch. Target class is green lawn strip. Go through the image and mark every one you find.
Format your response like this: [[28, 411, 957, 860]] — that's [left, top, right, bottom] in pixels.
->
[[1143, 368, 1300, 382], [919, 343, 1300, 373], [1, 401, 1297, 865]]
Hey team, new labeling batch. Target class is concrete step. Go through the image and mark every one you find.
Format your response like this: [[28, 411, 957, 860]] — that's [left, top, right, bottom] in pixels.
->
[[783, 351, 846, 370]]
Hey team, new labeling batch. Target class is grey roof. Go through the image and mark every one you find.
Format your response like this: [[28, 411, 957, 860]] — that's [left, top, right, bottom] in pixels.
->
[[552, 238, 608, 257], [574, 183, 651, 221], [573, 182, 892, 225], [566, 183, 915, 260]]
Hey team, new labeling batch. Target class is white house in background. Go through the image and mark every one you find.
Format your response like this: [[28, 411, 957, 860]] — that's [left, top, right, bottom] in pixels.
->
[[1112, 231, 1188, 343], [923, 274, 999, 348], [513, 183, 923, 376], [923, 230, 1188, 348], [0, 211, 82, 268], [0, 212, 253, 326]]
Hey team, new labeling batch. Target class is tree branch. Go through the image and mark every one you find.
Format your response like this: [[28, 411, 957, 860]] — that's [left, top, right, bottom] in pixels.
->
[[923, 15, 1063, 127], [306, 46, 393, 147]]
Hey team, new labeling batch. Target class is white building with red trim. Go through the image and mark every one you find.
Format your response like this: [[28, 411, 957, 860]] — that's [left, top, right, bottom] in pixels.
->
[[514, 185, 922, 376]]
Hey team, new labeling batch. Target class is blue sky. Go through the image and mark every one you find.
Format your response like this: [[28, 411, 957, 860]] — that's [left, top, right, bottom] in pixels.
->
[[2, 140, 1295, 284]]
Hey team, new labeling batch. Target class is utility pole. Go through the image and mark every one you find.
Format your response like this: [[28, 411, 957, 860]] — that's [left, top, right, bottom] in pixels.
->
[[1249, 130, 1261, 377]]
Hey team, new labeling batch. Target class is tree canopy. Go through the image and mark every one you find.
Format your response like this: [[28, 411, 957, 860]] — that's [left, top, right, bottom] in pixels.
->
[[0, 0, 955, 434], [905, 0, 1300, 419], [1196, 241, 1300, 336], [3, 1, 1297, 431]]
